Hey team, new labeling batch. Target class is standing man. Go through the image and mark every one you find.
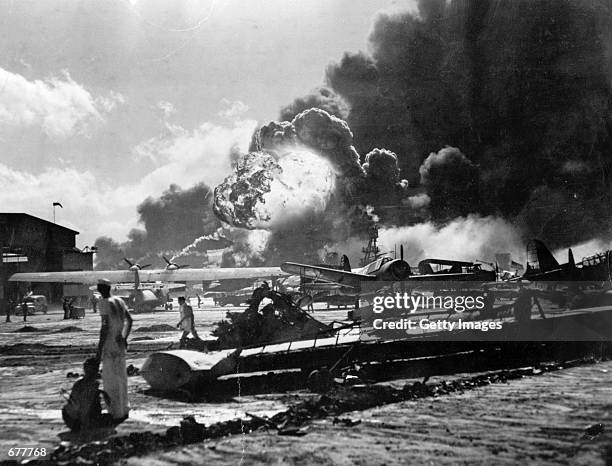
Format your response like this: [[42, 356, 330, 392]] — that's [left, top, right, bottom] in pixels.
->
[[95, 278, 132, 424], [63, 297, 71, 320], [21, 300, 28, 322], [177, 296, 201, 348]]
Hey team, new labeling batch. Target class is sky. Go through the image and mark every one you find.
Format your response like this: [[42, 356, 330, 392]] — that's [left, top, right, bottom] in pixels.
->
[[0, 0, 415, 247]]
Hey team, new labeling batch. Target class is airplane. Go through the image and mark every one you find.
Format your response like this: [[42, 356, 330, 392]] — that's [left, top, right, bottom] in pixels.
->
[[281, 247, 496, 291], [281, 248, 411, 289], [9, 266, 289, 311], [522, 239, 612, 282], [416, 259, 496, 281], [163, 256, 189, 270], [91, 272, 185, 313]]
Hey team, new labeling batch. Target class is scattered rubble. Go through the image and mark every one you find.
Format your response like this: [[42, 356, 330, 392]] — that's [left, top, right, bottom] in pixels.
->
[[55, 326, 83, 333], [13, 326, 39, 333], [133, 324, 176, 333], [47, 357, 599, 464]]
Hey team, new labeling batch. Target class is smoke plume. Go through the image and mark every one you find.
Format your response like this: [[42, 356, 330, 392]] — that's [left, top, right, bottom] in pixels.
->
[[317, 0, 612, 248], [94, 183, 225, 269], [214, 108, 421, 264], [98, 0, 612, 271], [377, 215, 524, 267]]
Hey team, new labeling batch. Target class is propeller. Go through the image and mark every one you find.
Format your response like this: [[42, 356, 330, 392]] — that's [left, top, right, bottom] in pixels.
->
[[163, 255, 189, 269], [124, 258, 151, 270]]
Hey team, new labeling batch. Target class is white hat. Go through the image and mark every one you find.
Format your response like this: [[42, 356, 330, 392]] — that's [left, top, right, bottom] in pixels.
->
[[97, 278, 111, 286]]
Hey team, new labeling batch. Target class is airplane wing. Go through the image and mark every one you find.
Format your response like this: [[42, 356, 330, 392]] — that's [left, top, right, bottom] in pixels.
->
[[88, 283, 187, 291], [281, 262, 375, 286], [9, 267, 287, 284]]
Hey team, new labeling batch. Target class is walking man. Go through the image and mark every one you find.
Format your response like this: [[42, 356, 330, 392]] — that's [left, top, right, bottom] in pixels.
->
[[95, 278, 132, 424], [177, 296, 200, 348]]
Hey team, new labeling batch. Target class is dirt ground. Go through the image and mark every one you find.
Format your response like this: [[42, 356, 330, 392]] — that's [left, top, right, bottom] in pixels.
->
[[126, 361, 612, 466]]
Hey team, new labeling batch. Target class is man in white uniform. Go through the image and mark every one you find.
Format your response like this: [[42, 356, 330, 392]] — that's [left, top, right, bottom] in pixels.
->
[[177, 296, 200, 348], [95, 278, 132, 423]]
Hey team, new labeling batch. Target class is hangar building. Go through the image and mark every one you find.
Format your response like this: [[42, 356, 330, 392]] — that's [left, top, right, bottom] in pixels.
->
[[0, 213, 93, 313]]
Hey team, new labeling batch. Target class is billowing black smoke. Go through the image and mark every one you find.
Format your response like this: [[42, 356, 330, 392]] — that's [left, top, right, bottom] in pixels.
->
[[214, 108, 419, 265], [98, 0, 612, 270], [295, 0, 612, 248], [419, 147, 479, 220], [279, 87, 348, 122], [94, 183, 226, 269]]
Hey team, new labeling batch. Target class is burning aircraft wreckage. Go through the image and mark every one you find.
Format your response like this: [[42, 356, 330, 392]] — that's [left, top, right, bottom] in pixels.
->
[[138, 109, 612, 397]]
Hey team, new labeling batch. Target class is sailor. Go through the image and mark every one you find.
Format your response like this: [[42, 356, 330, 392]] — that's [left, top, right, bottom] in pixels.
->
[[62, 358, 113, 432], [90, 292, 99, 313], [63, 297, 71, 320], [177, 296, 201, 348], [95, 278, 132, 423]]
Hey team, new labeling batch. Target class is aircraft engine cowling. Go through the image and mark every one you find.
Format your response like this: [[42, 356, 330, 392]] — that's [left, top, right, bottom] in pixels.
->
[[135, 289, 159, 306], [376, 259, 412, 281]]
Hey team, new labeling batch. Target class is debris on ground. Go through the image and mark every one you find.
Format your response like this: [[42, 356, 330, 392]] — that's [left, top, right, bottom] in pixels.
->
[[131, 336, 154, 341], [583, 423, 605, 439], [48, 357, 599, 464], [333, 417, 361, 427], [55, 326, 84, 333], [13, 326, 39, 333], [134, 324, 176, 333]]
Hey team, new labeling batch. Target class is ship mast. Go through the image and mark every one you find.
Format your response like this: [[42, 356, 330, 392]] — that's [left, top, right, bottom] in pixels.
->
[[360, 224, 381, 267]]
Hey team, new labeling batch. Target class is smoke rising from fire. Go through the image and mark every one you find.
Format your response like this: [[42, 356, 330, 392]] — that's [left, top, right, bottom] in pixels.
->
[[213, 108, 419, 264], [307, 0, 612, 248], [96, 0, 612, 269], [94, 183, 226, 269], [378, 216, 524, 267]]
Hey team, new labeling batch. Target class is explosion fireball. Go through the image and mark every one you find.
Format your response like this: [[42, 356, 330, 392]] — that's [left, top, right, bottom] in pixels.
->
[[214, 148, 336, 230]]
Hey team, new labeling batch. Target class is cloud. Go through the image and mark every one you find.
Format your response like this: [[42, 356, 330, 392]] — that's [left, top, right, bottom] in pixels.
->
[[0, 163, 136, 245], [131, 118, 257, 188], [0, 117, 257, 246], [218, 99, 249, 120], [156, 100, 176, 119], [0, 67, 123, 139]]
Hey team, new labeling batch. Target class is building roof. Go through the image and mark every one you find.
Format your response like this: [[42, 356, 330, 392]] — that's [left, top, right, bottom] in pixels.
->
[[0, 213, 79, 235]]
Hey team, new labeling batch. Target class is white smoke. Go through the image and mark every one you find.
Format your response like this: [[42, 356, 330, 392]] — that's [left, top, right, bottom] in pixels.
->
[[170, 230, 229, 262], [377, 215, 524, 267]]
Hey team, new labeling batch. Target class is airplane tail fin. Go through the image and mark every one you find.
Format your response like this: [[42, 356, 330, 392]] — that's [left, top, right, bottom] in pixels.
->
[[341, 255, 351, 271], [525, 239, 559, 276]]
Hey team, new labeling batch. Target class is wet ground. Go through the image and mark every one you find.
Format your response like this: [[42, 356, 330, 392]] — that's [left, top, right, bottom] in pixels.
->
[[1, 301, 611, 464], [0, 300, 346, 462], [126, 360, 612, 466]]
